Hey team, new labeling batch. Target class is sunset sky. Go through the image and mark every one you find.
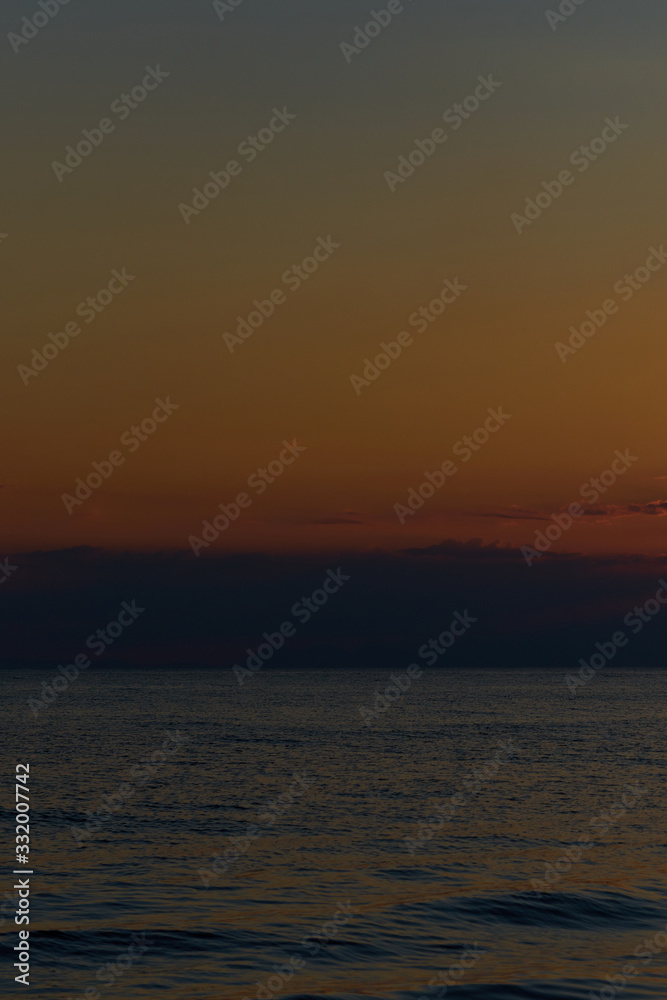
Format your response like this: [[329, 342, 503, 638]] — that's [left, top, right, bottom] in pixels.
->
[[7, 18, 667, 1000], [5, 0, 667, 557]]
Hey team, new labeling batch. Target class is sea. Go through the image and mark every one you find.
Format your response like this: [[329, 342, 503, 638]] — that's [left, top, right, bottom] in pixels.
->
[[1, 666, 666, 999]]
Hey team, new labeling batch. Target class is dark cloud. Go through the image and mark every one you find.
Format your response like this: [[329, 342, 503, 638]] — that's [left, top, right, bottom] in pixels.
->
[[264, 510, 367, 526], [472, 500, 667, 522], [403, 538, 520, 558], [3, 542, 667, 672], [306, 511, 366, 525], [466, 507, 552, 522], [582, 500, 667, 518]]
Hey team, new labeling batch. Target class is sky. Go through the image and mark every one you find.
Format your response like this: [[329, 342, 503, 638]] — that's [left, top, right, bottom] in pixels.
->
[[4, 0, 667, 558]]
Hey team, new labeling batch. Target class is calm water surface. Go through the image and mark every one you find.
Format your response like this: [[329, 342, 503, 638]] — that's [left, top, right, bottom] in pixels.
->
[[2, 667, 666, 999]]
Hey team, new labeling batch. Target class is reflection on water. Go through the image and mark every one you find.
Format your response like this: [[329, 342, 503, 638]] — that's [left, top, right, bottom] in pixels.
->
[[2, 666, 666, 999]]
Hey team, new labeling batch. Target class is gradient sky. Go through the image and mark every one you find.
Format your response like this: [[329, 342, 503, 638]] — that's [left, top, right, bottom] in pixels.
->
[[4, 0, 667, 555]]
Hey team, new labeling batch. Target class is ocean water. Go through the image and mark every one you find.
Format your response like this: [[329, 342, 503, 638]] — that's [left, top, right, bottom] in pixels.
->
[[2, 666, 666, 999]]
